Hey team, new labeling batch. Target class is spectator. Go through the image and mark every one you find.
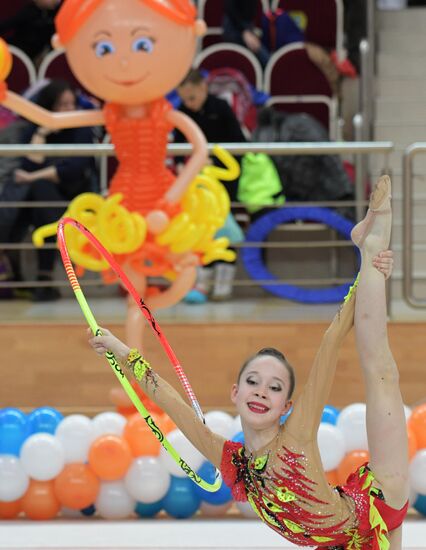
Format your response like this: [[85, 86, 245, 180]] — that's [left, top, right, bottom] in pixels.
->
[[174, 68, 246, 302], [223, 0, 270, 67], [0, 79, 97, 301], [0, 0, 61, 65]]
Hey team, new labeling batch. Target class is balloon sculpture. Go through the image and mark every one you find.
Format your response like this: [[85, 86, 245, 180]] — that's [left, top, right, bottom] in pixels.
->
[[0, 0, 239, 351]]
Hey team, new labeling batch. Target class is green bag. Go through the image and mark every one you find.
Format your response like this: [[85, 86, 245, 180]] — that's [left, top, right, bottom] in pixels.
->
[[238, 153, 285, 213]]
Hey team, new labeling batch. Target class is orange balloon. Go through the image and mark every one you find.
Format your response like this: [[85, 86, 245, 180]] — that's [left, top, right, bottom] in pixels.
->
[[88, 435, 132, 480], [337, 450, 370, 486], [54, 463, 100, 510], [21, 480, 60, 520], [156, 413, 176, 435], [0, 499, 22, 519], [110, 386, 133, 408], [123, 413, 161, 456], [325, 470, 339, 487], [408, 425, 418, 460], [0, 39, 12, 81], [408, 403, 426, 449]]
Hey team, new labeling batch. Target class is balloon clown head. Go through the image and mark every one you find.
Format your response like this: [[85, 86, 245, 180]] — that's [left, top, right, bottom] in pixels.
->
[[53, 0, 206, 104]]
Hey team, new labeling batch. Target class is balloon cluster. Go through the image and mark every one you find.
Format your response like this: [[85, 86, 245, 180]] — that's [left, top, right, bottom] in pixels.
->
[[0, 407, 239, 520], [2, 403, 426, 520]]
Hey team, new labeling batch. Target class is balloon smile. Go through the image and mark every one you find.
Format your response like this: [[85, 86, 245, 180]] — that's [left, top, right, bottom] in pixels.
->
[[106, 73, 149, 86]]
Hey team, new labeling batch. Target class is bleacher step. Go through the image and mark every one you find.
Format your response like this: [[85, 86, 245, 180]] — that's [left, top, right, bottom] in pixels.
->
[[378, 52, 426, 78], [379, 29, 426, 54], [375, 99, 426, 122], [378, 7, 426, 31], [377, 76, 426, 100]]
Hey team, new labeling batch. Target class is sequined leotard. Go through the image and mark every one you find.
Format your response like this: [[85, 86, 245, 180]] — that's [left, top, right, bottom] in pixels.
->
[[103, 98, 175, 215], [131, 289, 407, 549]]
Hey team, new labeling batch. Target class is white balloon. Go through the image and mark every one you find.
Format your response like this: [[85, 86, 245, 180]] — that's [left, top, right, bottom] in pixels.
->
[[92, 412, 126, 438], [0, 455, 29, 502], [409, 450, 426, 494], [124, 456, 170, 503], [55, 415, 95, 463], [235, 500, 257, 518], [336, 403, 368, 452], [231, 415, 242, 437], [159, 429, 204, 477], [200, 501, 232, 517], [204, 411, 235, 439], [404, 405, 412, 422], [96, 481, 136, 519], [317, 423, 346, 472], [20, 434, 65, 481]]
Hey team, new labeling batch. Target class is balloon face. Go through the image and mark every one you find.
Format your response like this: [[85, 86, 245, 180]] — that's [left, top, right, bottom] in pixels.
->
[[65, 0, 198, 105]]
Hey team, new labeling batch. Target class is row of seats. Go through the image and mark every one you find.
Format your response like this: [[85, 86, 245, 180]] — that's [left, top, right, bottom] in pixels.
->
[[6, 42, 336, 137], [198, 0, 344, 58]]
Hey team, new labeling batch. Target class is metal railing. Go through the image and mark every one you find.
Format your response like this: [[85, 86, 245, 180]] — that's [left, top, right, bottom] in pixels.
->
[[403, 143, 426, 308], [0, 141, 394, 291]]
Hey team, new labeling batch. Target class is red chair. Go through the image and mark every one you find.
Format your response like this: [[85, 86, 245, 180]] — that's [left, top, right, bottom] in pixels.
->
[[195, 43, 263, 90], [7, 45, 36, 94], [198, 0, 269, 49], [264, 42, 337, 137], [37, 50, 97, 98], [271, 0, 343, 56]]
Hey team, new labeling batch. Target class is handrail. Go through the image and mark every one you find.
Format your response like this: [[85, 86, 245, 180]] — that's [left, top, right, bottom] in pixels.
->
[[0, 141, 394, 157], [403, 143, 426, 308]]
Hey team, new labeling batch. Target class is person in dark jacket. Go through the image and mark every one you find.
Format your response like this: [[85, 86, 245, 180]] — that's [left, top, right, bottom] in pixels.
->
[[0, 0, 61, 64], [0, 79, 96, 301], [222, 0, 270, 67]]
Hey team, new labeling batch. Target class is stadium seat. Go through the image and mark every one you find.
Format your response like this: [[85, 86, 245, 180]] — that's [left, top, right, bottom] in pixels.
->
[[271, 0, 344, 57], [7, 45, 36, 94], [195, 43, 263, 90], [263, 42, 337, 137]]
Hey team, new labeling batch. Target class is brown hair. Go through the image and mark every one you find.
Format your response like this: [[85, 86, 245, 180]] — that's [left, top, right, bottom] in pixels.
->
[[237, 348, 295, 400]]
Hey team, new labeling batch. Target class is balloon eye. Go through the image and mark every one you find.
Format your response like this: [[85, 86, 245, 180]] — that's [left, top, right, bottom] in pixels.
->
[[132, 37, 154, 53], [94, 41, 115, 57]]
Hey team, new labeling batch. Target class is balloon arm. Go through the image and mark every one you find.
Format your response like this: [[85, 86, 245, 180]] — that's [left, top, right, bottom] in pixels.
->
[[284, 288, 357, 441], [3, 91, 105, 129], [165, 110, 208, 204], [134, 361, 225, 468]]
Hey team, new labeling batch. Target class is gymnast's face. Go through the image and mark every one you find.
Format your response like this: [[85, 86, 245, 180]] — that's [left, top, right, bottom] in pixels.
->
[[231, 356, 292, 430]]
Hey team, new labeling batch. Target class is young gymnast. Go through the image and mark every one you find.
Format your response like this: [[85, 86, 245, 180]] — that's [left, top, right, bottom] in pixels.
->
[[90, 176, 408, 549]]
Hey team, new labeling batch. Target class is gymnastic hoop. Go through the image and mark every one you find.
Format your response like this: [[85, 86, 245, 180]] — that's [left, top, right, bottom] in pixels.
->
[[241, 206, 360, 303], [57, 217, 221, 492]]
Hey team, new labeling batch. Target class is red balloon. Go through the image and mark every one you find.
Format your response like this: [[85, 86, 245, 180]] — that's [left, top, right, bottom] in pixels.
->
[[21, 480, 60, 520], [54, 463, 100, 510], [88, 435, 132, 480]]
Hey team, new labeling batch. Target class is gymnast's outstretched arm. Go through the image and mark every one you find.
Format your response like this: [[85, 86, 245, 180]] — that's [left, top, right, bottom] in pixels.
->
[[88, 329, 225, 469]]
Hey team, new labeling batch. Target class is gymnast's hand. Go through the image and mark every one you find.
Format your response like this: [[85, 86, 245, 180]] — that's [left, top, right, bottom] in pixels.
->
[[373, 249, 393, 280], [88, 327, 130, 362]]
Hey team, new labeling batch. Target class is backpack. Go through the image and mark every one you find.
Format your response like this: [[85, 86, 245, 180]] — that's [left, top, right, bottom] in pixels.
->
[[252, 107, 354, 219], [261, 9, 305, 52], [206, 68, 256, 131]]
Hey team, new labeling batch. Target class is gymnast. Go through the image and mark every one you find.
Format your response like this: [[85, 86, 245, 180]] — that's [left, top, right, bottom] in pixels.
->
[[90, 176, 409, 550]]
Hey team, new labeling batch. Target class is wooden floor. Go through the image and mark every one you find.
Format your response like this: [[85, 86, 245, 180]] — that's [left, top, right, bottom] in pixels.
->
[[1, 297, 426, 411]]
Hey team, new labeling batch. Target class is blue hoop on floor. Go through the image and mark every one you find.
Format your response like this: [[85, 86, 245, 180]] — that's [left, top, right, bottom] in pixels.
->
[[241, 207, 359, 304]]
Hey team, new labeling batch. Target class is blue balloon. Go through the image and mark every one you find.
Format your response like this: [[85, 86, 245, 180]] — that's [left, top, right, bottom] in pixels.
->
[[135, 500, 163, 518], [163, 476, 200, 519], [231, 431, 245, 444], [0, 408, 29, 456], [28, 407, 64, 435], [414, 494, 426, 516], [81, 504, 96, 516], [321, 405, 340, 425], [193, 462, 232, 505]]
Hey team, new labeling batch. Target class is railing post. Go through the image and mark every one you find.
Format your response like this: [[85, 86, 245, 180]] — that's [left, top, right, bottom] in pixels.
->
[[353, 114, 366, 223]]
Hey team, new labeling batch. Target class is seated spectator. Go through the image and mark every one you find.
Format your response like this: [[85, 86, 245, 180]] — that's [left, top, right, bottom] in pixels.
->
[[0, 0, 61, 65], [174, 68, 246, 302], [223, 0, 270, 68], [0, 78, 97, 301]]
